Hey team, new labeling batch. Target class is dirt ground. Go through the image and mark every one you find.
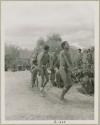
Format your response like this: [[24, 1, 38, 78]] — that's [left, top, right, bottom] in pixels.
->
[[5, 71, 94, 120]]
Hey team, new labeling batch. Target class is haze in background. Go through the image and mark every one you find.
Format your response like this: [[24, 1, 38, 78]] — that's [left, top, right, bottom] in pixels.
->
[[2, 1, 96, 50]]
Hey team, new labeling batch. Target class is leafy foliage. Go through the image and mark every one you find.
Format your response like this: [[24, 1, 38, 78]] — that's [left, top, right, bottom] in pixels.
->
[[5, 45, 32, 70], [46, 33, 62, 52]]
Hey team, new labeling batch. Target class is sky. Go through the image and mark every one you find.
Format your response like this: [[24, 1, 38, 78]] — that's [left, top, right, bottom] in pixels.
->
[[2, 1, 98, 50]]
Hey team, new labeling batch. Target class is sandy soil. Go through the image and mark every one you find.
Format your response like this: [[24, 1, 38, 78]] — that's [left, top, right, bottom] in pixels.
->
[[5, 71, 94, 120]]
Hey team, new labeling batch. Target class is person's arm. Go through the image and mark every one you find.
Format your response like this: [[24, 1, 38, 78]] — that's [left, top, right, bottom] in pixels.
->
[[62, 53, 70, 67], [38, 52, 44, 67], [49, 54, 53, 69], [63, 52, 73, 70], [68, 52, 73, 66], [59, 52, 63, 66]]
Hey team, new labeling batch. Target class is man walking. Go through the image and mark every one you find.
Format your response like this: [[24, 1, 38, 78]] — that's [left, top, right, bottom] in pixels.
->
[[30, 43, 44, 88], [37, 45, 50, 96], [59, 41, 73, 102]]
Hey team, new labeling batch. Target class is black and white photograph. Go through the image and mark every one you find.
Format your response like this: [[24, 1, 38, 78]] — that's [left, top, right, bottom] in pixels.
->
[[1, 1, 99, 124]]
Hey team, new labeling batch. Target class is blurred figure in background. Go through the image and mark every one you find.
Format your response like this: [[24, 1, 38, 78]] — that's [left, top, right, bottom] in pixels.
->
[[76, 49, 83, 68], [30, 42, 45, 88]]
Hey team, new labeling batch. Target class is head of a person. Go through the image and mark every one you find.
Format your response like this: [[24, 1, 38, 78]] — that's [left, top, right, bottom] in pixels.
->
[[61, 41, 69, 50], [78, 49, 81, 53], [91, 47, 94, 52], [87, 49, 91, 53], [43, 45, 49, 52]]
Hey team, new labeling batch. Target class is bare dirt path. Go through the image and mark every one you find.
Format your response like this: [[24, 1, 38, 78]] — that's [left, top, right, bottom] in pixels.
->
[[5, 71, 94, 120]]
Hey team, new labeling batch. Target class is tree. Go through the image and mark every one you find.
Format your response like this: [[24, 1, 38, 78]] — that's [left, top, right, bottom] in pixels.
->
[[46, 33, 62, 52], [5, 45, 20, 68], [36, 37, 45, 48]]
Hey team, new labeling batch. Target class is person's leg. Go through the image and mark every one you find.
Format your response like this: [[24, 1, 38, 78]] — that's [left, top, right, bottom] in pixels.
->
[[39, 67, 46, 96], [60, 68, 72, 100], [31, 68, 38, 87], [35, 75, 38, 87], [31, 73, 34, 87], [39, 67, 45, 88], [50, 69, 56, 86], [60, 85, 72, 100], [55, 70, 61, 88], [43, 68, 49, 88]]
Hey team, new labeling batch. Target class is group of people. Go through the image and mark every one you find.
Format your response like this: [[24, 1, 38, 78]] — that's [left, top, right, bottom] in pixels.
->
[[72, 47, 94, 95], [30, 40, 94, 102]]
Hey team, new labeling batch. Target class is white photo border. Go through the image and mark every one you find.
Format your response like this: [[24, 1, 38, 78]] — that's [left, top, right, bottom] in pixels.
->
[[1, 1, 99, 124]]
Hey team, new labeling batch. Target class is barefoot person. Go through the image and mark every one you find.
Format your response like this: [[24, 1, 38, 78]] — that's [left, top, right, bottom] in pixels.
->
[[59, 41, 73, 101], [37, 45, 50, 96], [30, 43, 44, 88]]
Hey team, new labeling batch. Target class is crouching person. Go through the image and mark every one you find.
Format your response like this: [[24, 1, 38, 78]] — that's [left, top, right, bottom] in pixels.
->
[[59, 41, 73, 102]]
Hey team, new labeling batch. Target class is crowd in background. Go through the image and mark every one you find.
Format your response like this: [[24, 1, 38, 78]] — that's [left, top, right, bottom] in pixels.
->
[[30, 41, 94, 96], [5, 34, 94, 96]]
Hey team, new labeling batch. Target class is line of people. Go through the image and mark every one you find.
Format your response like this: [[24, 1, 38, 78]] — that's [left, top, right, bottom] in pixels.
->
[[30, 41, 94, 102], [30, 41, 74, 102]]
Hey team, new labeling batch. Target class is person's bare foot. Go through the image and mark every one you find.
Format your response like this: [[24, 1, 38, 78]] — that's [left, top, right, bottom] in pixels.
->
[[40, 92, 45, 97], [40, 87, 43, 92], [60, 97, 67, 104], [40, 87, 45, 97]]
